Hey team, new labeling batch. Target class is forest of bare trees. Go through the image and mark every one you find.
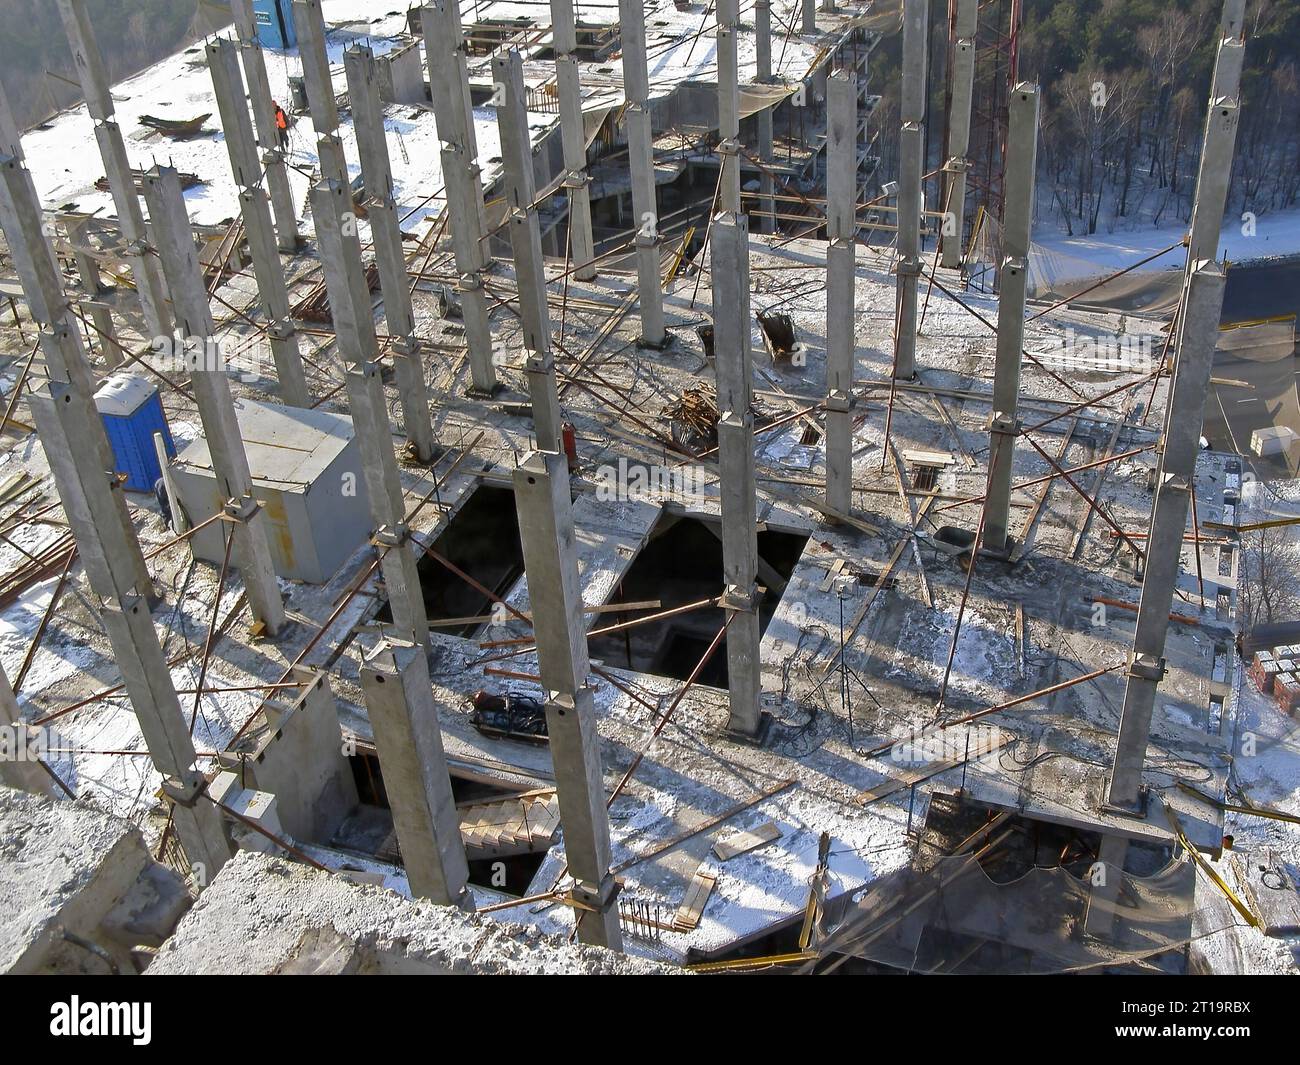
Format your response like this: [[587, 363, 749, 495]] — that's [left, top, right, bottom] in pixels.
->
[[1030, 0, 1300, 235], [869, 0, 1300, 239]]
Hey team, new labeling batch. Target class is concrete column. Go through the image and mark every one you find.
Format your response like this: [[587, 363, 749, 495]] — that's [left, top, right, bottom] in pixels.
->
[[310, 179, 429, 647], [344, 45, 436, 463], [618, 0, 667, 347], [56, 0, 172, 342], [802, 0, 817, 35], [825, 71, 857, 518], [551, 0, 597, 280], [230, 0, 300, 251], [893, 0, 927, 381], [0, 660, 57, 796], [755, 0, 776, 234], [207, 38, 310, 408], [717, 0, 742, 215], [360, 640, 471, 906], [65, 218, 122, 370], [940, 0, 977, 270], [1188, 25, 1245, 267], [1105, 265, 1226, 810], [493, 50, 564, 453], [512, 450, 621, 949], [140, 167, 286, 638], [981, 84, 1040, 555], [28, 380, 231, 874], [423, 2, 497, 394], [290, 0, 349, 189], [1106, 38, 1243, 811], [0, 157, 154, 603], [711, 214, 763, 738]]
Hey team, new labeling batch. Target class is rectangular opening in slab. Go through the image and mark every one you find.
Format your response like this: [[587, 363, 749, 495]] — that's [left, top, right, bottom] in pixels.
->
[[377, 485, 524, 637], [588, 513, 809, 686]]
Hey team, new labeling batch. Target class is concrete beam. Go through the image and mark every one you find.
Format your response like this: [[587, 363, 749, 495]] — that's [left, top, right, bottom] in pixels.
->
[[825, 71, 858, 518], [229, 0, 300, 249], [940, 0, 977, 269], [309, 179, 429, 647], [140, 167, 286, 638], [512, 451, 621, 949], [344, 45, 436, 463], [207, 38, 310, 407], [711, 213, 763, 738], [618, 0, 666, 347], [981, 84, 1040, 554], [551, 0, 597, 281], [493, 50, 563, 452], [360, 640, 472, 906]]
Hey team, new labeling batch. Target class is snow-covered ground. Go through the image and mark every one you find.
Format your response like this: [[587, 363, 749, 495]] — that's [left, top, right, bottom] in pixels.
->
[[1033, 204, 1300, 280]]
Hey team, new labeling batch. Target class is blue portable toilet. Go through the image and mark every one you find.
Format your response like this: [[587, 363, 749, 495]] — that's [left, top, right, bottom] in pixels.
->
[[94, 373, 175, 492], [252, 0, 296, 50]]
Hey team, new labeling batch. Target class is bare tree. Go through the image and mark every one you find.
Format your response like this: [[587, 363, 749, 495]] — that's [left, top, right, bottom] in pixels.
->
[[1238, 524, 1300, 631]]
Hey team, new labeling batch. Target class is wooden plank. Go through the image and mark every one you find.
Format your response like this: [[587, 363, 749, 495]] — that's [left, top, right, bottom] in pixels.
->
[[712, 822, 782, 862], [673, 868, 718, 931]]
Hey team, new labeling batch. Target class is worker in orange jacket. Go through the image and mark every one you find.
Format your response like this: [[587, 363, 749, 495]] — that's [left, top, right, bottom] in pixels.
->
[[273, 102, 289, 150]]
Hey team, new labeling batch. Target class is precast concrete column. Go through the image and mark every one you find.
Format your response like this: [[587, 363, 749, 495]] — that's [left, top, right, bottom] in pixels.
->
[[617, 0, 667, 347], [56, 0, 172, 341], [207, 38, 310, 407], [893, 0, 927, 380], [291, 0, 349, 189], [140, 167, 286, 638], [344, 45, 436, 463], [711, 213, 762, 738], [824, 70, 858, 518], [512, 450, 622, 949], [424, 2, 498, 394], [309, 179, 429, 647], [755, 0, 776, 234], [717, 0, 742, 215], [981, 84, 1040, 555], [940, 0, 977, 269], [493, 50, 564, 453], [360, 639, 472, 906], [230, 0, 300, 250], [551, 0, 597, 280]]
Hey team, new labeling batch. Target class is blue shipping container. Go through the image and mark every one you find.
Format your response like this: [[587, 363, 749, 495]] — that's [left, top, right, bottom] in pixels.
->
[[252, 0, 297, 50], [94, 374, 175, 492]]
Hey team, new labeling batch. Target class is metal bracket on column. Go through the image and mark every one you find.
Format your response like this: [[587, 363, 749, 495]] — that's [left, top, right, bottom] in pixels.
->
[[1126, 651, 1167, 683], [1159, 471, 1192, 495], [160, 774, 207, 809], [267, 317, 295, 341], [986, 411, 1020, 438], [373, 522, 412, 549], [223, 495, 263, 523], [722, 581, 761, 613], [566, 872, 621, 915], [1101, 783, 1151, 820], [896, 257, 922, 278], [561, 169, 590, 190], [825, 389, 854, 415], [943, 156, 970, 176]]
